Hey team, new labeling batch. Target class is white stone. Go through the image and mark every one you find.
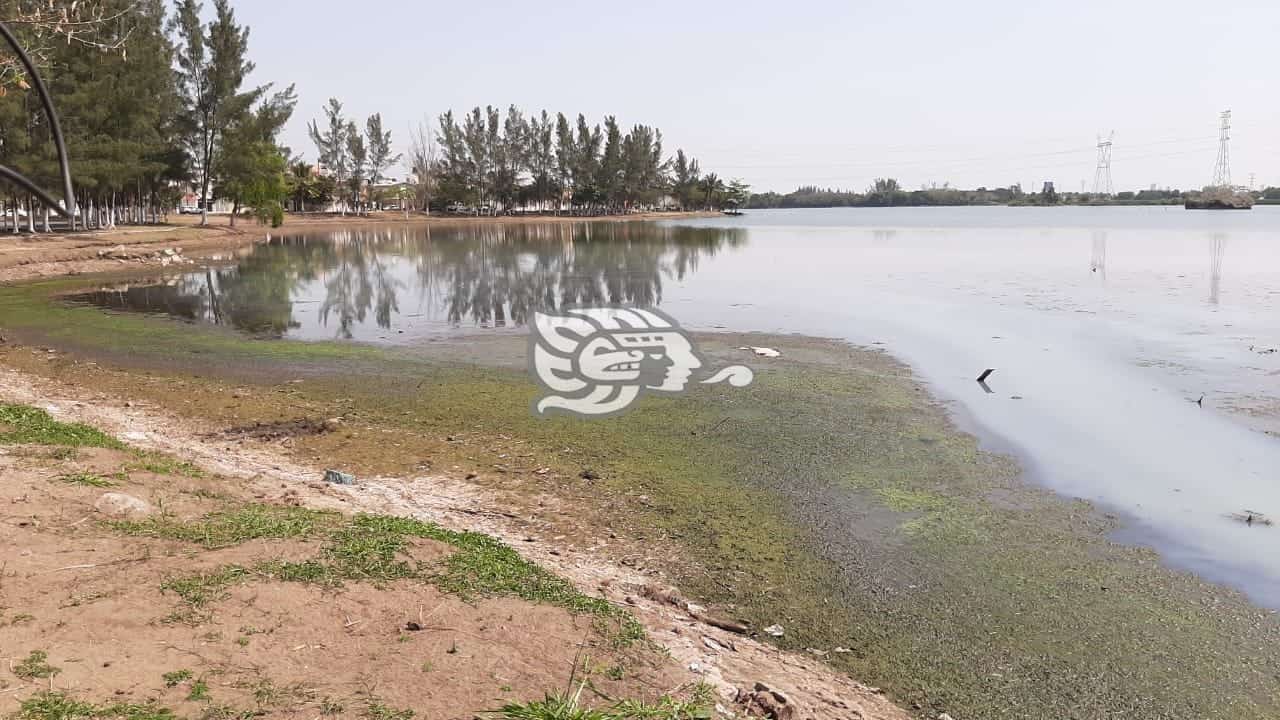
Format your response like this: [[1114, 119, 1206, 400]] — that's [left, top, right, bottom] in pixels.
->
[[94, 492, 152, 519]]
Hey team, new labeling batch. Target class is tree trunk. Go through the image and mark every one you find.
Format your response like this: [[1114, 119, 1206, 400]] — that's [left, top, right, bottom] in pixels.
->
[[42, 206, 50, 233]]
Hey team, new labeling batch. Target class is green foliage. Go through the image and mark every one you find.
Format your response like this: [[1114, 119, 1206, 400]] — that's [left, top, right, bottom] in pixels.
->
[[432, 105, 719, 213], [113, 505, 338, 548], [0, 404, 123, 448], [15, 693, 178, 720], [490, 688, 710, 720], [160, 566, 250, 607], [56, 472, 114, 488], [123, 450, 206, 478], [162, 669, 193, 687], [187, 680, 210, 701], [114, 503, 642, 644], [364, 702, 414, 720], [14, 651, 61, 680]]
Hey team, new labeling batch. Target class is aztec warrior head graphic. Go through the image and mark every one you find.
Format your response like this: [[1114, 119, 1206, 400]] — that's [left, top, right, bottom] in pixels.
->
[[529, 307, 753, 417]]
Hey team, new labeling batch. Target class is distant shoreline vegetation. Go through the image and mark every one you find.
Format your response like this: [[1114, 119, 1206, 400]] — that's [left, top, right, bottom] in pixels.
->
[[747, 180, 1280, 209]]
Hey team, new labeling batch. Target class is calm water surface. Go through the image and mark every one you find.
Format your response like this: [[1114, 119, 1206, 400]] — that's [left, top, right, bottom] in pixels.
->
[[73, 207, 1280, 605]]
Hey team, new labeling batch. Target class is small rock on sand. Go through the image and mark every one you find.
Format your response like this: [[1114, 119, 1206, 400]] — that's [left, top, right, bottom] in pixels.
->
[[94, 492, 152, 518]]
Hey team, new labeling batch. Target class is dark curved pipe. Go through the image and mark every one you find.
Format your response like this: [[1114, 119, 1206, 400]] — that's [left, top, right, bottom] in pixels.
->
[[0, 164, 68, 212], [0, 20, 76, 225]]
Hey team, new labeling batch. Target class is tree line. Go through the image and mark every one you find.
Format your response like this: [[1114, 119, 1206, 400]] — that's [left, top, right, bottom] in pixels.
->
[[294, 101, 748, 216], [746, 181, 1221, 209], [1, 0, 742, 232], [0, 0, 297, 232], [428, 107, 723, 214]]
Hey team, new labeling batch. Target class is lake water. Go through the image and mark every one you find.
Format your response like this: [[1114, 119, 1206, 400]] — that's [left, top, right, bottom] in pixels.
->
[[72, 207, 1280, 606]]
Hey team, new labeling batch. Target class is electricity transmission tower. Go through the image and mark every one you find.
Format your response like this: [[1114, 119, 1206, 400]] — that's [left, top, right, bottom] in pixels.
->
[[1092, 132, 1114, 196], [1212, 110, 1232, 188]]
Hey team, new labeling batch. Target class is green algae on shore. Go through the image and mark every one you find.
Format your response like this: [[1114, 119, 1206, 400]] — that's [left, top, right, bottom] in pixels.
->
[[2, 279, 1280, 719]]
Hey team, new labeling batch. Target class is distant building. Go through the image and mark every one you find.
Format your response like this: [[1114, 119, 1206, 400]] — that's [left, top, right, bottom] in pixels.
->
[[178, 187, 233, 214]]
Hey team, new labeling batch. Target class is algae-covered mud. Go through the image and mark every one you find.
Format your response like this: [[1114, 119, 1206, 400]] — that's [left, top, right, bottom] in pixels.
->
[[3, 214, 1280, 718]]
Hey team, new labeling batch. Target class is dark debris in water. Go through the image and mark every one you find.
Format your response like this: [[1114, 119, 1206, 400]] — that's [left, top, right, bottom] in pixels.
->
[[1228, 510, 1273, 527]]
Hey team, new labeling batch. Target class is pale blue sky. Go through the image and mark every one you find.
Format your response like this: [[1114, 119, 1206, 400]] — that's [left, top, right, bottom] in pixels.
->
[[227, 0, 1280, 193]]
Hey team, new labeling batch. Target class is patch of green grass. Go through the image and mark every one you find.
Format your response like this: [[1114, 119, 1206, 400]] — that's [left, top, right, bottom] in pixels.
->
[[320, 698, 344, 716], [124, 450, 206, 478], [364, 701, 414, 720], [125, 504, 643, 645], [15, 693, 179, 720], [490, 687, 711, 720], [187, 680, 210, 702], [198, 705, 256, 720], [162, 669, 193, 687], [7, 612, 35, 626], [13, 651, 61, 680], [114, 505, 339, 549], [0, 404, 123, 449], [56, 472, 115, 488], [161, 566, 250, 608]]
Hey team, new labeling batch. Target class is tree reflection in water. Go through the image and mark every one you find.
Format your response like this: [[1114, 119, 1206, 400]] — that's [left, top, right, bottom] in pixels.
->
[[70, 222, 745, 339]]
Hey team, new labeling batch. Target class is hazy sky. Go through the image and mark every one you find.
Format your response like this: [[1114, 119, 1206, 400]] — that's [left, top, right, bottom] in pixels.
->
[[229, 0, 1280, 193]]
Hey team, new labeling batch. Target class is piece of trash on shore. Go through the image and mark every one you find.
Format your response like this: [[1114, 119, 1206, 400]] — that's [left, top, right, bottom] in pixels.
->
[[324, 469, 356, 486], [1229, 510, 1272, 527], [739, 346, 781, 358], [763, 624, 785, 637]]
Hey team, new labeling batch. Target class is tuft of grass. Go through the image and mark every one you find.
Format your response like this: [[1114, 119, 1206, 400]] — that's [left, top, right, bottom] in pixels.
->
[[0, 404, 123, 448], [123, 450, 206, 478], [162, 669, 192, 688], [161, 566, 250, 608], [187, 680, 210, 702], [491, 687, 711, 720], [15, 693, 179, 720], [57, 472, 114, 488], [13, 651, 61, 680], [364, 701, 414, 720]]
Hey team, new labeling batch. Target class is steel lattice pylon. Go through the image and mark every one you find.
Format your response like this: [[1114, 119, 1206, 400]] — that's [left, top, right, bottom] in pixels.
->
[[1212, 110, 1232, 188], [1092, 132, 1114, 196]]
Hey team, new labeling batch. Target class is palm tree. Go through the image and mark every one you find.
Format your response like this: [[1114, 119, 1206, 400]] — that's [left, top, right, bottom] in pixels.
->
[[700, 173, 724, 209]]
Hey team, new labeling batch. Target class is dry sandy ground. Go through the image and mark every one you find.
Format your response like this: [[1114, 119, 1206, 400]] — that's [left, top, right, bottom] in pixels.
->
[[0, 211, 718, 283], [0, 362, 910, 720]]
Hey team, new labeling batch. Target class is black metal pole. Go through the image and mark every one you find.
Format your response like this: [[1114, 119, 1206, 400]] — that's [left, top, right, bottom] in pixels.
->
[[0, 20, 76, 227], [0, 164, 69, 212]]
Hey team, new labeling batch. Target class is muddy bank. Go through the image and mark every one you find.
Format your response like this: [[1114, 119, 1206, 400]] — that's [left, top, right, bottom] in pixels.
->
[[2, 278, 1279, 720], [0, 364, 905, 720]]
